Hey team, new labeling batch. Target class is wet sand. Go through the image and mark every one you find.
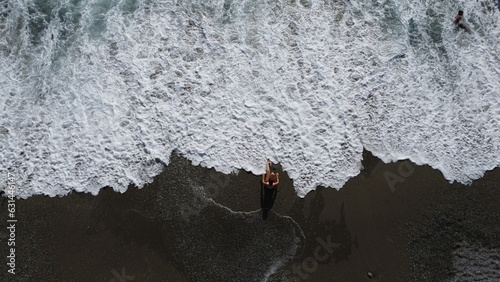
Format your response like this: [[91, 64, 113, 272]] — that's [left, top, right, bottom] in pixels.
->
[[1, 151, 499, 281]]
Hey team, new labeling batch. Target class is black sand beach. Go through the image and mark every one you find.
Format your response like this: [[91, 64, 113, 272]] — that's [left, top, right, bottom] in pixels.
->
[[1, 151, 499, 281]]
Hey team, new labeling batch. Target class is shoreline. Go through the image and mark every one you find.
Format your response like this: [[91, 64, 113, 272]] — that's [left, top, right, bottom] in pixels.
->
[[1, 150, 499, 281]]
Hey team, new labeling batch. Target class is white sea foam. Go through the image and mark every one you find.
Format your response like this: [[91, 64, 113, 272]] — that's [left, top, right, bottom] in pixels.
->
[[0, 0, 499, 198]]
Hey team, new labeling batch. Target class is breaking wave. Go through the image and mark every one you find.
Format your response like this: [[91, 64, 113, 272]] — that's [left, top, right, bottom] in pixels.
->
[[1, 0, 499, 197]]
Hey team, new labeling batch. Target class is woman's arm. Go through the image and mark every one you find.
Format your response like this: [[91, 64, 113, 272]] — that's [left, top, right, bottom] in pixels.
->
[[273, 173, 280, 186]]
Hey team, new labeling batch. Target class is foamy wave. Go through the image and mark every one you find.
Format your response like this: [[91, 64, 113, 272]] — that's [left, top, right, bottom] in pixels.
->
[[1, 0, 499, 198]]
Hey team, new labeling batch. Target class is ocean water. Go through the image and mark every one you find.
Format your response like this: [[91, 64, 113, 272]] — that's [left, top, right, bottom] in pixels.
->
[[1, 0, 499, 198]]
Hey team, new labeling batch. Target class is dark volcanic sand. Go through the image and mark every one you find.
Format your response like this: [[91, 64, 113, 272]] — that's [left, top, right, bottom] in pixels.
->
[[1, 151, 499, 281]]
